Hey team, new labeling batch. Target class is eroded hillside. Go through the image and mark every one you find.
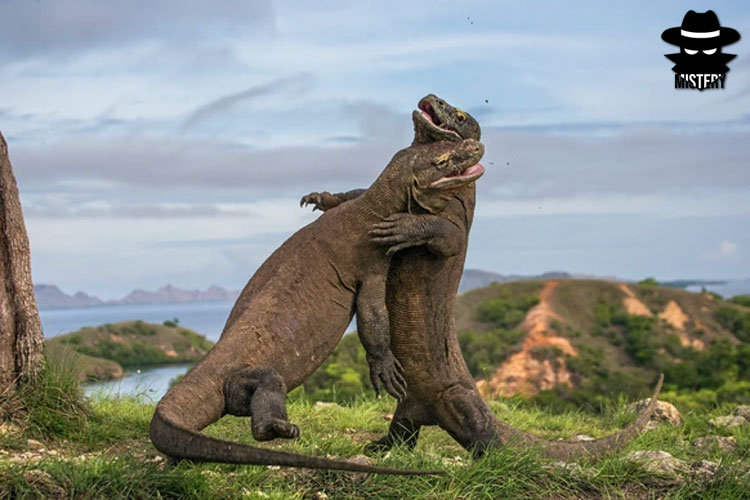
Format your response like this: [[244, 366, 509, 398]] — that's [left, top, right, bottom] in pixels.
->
[[456, 279, 750, 409]]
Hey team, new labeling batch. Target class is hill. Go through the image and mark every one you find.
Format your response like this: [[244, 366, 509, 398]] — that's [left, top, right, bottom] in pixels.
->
[[34, 284, 240, 309], [455, 279, 750, 410], [300, 280, 750, 411], [34, 284, 104, 309], [45, 320, 214, 381]]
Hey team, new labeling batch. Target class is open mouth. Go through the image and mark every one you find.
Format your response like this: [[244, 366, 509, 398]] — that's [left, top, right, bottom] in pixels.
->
[[431, 163, 485, 187], [417, 100, 462, 139]]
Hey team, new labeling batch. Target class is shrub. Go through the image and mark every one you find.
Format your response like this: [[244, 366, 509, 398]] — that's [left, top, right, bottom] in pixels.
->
[[638, 277, 659, 287], [729, 295, 750, 308]]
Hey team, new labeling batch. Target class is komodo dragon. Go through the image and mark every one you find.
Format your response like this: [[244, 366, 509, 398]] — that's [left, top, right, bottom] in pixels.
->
[[302, 94, 664, 462], [150, 134, 485, 474]]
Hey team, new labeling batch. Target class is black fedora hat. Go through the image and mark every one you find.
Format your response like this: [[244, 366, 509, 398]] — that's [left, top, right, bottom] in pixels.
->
[[662, 10, 740, 49]]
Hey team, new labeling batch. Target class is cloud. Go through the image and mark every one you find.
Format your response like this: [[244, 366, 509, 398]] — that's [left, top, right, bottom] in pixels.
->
[[181, 74, 313, 130], [0, 0, 275, 61], [9, 119, 750, 210], [701, 240, 741, 262]]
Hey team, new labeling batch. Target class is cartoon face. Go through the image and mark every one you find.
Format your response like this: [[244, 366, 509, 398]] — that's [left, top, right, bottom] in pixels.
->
[[661, 10, 740, 89]]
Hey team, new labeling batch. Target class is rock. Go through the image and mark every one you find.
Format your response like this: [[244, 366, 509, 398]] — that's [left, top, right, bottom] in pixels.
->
[[734, 405, 750, 420], [0, 422, 21, 437], [442, 455, 467, 466], [312, 492, 329, 500], [692, 435, 737, 452], [709, 415, 747, 429], [344, 454, 374, 482], [548, 461, 586, 479], [314, 401, 339, 409], [626, 399, 682, 426], [26, 439, 44, 450], [571, 434, 594, 441], [556, 434, 595, 442], [690, 460, 720, 481], [626, 450, 689, 477], [47, 449, 58, 456]]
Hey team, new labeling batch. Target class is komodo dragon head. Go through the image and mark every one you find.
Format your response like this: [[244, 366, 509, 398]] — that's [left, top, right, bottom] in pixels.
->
[[368, 137, 485, 216], [401, 95, 483, 213], [413, 94, 481, 144]]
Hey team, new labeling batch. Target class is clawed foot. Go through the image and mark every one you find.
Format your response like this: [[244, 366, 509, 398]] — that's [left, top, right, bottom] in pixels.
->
[[367, 351, 407, 401], [252, 419, 301, 441], [369, 213, 428, 256], [364, 436, 393, 456], [299, 191, 341, 212]]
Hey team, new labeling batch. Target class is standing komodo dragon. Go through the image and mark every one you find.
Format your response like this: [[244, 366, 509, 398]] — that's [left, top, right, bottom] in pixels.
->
[[150, 135, 485, 474], [302, 94, 664, 462]]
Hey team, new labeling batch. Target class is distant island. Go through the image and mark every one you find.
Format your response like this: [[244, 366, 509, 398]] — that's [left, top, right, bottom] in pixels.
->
[[46, 320, 214, 381], [34, 284, 241, 310], [34, 271, 746, 310]]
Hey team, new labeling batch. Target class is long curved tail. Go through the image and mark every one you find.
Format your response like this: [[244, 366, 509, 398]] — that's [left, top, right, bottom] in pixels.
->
[[490, 374, 664, 461], [149, 383, 443, 475]]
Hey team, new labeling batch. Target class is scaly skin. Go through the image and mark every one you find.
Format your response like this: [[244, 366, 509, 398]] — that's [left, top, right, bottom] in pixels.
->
[[150, 133, 485, 475], [303, 94, 664, 461]]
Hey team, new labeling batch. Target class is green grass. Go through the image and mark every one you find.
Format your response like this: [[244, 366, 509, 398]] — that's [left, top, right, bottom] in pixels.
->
[[2, 385, 748, 499]]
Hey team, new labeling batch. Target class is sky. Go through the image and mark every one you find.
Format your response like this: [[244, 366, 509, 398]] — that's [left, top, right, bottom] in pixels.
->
[[1, 0, 749, 299]]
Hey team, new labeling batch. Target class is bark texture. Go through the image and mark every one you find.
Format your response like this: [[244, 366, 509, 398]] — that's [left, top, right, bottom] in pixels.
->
[[0, 131, 44, 394]]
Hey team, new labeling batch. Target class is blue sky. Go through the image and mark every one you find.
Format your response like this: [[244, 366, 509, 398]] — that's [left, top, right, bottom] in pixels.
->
[[1, 0, 748, 298]]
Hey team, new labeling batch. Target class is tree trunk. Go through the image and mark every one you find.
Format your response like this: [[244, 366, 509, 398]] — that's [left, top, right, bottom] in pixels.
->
[[0, 131, 44, 394]]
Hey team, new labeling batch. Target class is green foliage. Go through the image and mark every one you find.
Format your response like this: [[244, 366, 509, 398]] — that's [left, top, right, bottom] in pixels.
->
[[77, 340, 174, 367], [47, 321, 213, 370], [163, 317, 180, 327], [637, 277, 659, 287], [715, 305, 750, 342], [611, 313, 660, 365], [0, 355, 89, 439], [729, 295, 750, 308], [297, 333, 373, 402], [459, 328, 525, 376], [478, 293, 538, 328]]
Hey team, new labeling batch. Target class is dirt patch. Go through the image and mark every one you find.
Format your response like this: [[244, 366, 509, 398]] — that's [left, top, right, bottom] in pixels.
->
[[659, 300, 704, 350], [618, 284, 652, 317], [479, 281, 576, 398], [659, 300, 689, 330], [108, 333, 126, 344], [161, 347, 178, 357]]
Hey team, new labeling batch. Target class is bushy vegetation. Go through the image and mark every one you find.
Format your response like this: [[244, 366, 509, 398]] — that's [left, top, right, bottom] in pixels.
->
[[730, 295, 750, 308], [536, 296, 750, 412], [294, 333, 374, 402], [637, 277, 659, 287], [458, 292, 538, 377], [714, 305, 750, 342], [46, 321, 213, 372]]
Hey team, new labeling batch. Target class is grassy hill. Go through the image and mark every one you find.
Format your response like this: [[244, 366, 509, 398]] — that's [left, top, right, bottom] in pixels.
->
[[45, 320, 214, 381], [453, 279, 750, 412], [299, 280, 750, 413]]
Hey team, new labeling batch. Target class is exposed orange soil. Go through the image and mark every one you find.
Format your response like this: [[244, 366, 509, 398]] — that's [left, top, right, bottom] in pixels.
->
[[659, 300, 704, 350], [479, 281, 576, 398], [618, 283, 653, 317]]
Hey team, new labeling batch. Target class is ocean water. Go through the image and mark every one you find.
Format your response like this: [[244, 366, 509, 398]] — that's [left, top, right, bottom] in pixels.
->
[[40, 301, 233, 400], [40, 301, 235, 342], [39, 301, 355, 400]]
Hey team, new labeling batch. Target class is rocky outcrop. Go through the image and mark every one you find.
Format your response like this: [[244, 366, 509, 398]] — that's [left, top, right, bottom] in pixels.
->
[[627, 399, 682, 427]]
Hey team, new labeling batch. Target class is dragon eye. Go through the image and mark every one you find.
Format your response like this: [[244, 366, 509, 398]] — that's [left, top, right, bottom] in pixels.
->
[[685, 48, 698, 55], [457, 115, 465, 122], [703, 48, 717, 55]]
